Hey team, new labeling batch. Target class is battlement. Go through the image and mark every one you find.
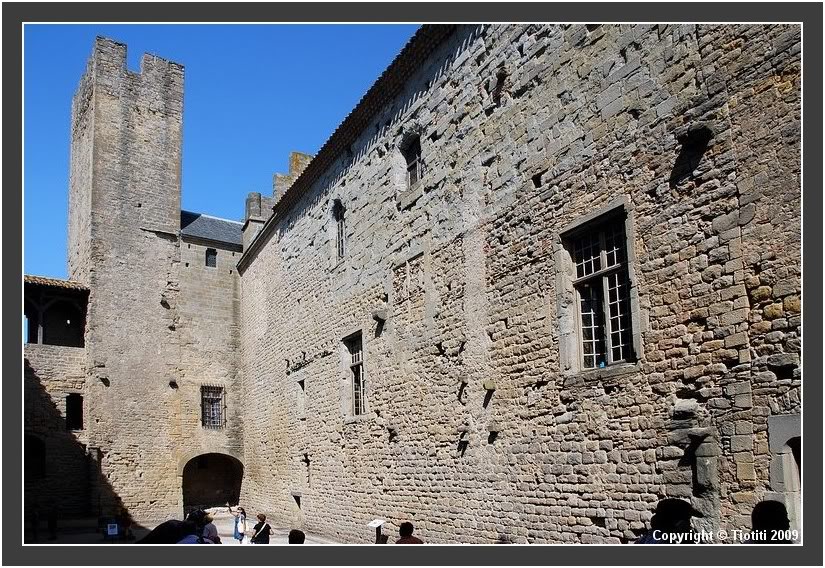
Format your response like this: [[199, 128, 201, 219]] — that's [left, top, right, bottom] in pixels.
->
[[90, 36, 185, 78], [68, 36, 184, 282], [273, 151, 313, 202], [71, 37, 184, 139], [243, 192, 278, 250]]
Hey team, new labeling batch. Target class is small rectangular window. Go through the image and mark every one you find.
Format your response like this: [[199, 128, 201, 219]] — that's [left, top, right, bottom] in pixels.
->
[[344, 333, 366, 415], [66, 393, 83, 430], [205, 248, 217, 268], [201, 386, 224, 429], [403, 137, 424, 189], [565, 215, 634, 370]]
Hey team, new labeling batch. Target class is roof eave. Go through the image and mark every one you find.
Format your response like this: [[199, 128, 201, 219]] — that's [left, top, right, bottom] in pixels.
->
[[237, 24, 457, 274]]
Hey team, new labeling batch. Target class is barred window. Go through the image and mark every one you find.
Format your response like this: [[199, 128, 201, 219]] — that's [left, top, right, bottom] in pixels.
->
[[205, 248, 217, 268], [333, 200, 345, 260], [201, 386, 224, 429], [567, 216, 634, 369], [403, 137, 424, 189], [344, 333, 366, 416]]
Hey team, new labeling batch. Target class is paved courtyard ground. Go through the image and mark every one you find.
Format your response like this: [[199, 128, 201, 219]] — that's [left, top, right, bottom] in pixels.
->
[[24, 508, 338, 545]]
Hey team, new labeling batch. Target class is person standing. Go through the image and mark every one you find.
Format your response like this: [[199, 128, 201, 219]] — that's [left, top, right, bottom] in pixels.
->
[[185, 509, 215, 544], [116, 506, 135, 541], [250, 513, 272, 544], [231, 506, 248, 544], [202, 512, 221, 544]]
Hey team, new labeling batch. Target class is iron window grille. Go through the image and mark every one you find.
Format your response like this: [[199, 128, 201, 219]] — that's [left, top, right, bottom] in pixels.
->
[[201, 385, 225, 429], [404, 137, 424, 189], [344, 333, 366, 416], [205, 248, 217, 268], [568, 216, 634, 370]]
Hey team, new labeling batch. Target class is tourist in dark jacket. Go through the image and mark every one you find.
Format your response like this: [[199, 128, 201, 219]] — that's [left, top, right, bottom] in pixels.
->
[[250, 513, 272, 544]]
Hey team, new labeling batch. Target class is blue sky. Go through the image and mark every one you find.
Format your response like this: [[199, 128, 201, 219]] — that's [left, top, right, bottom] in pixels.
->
[[24, 24, 419, 279]]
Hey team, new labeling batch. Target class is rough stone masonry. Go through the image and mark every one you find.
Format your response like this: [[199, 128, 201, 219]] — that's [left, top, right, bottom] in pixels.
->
[[23, 24, 801, 544]]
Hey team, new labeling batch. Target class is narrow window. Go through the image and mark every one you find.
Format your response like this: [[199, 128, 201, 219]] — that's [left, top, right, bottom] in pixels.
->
[[297, 378, 306, 421], [565, 216, 634, 369], [205, 248, 217, 268], [403, 137, 424, 189], [66, 393, 83, 430], [333, 200, 346, 260], [344, 333, 366, 415], [201, 386, 224, 429]]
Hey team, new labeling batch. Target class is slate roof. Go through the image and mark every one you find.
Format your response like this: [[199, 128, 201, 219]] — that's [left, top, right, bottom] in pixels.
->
[[24, 275, 89, 291], [180, 210, 243, 247]]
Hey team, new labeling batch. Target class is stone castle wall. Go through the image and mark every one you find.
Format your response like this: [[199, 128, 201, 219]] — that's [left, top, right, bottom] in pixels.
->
[[177, 238, 242, 458], [27, 24, 800, 540], [237, 24, 800, 543], [24, 344, 90, 516], [62, 38, 242, 523]]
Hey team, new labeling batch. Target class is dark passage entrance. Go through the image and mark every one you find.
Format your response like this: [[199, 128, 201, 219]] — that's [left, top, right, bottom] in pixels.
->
[[182, 453, 243, 516]]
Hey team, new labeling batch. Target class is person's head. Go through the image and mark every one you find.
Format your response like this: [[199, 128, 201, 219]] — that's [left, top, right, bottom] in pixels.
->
[[399, 522, 414, 538], [752, 500, 790, 532], [651, 498, 702, 534], [288, 529, 306, 544], [238, 507, 246, 516], [257, 513, 266, 522], [186, 509, 210, 529]]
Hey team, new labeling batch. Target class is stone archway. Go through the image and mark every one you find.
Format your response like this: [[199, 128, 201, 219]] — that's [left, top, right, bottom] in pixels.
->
[[180, 453, 243, 516], [767, 415, 801, 536]]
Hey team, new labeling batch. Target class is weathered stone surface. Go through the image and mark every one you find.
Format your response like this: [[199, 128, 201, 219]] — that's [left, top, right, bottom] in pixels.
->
[[26, 23, 801, 544], [763, 303, 785, 320], [751, 286, 772, 302]]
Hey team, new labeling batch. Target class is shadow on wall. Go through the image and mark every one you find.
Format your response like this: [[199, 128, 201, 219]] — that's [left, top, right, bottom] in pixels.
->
[[23, 357, 146, 543]]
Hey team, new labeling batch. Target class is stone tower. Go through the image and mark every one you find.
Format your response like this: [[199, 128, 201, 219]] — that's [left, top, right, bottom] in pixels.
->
[[66, 37, 191, 522]]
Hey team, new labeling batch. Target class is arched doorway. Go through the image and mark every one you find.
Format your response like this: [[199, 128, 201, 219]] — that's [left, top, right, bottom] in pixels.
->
[[781, 436, 801, 534], [181, 453, 243, 516], [768, 415, 801, 538]]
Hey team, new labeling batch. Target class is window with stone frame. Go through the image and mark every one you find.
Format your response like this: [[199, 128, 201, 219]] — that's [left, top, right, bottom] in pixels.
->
[[344, 332, 366, 416], [402, 136, 424, 189], [201, 385, 225, 429], [205, 248, 217, 268], [564, 214, 635, 370], [332, 200, 346, 260]]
